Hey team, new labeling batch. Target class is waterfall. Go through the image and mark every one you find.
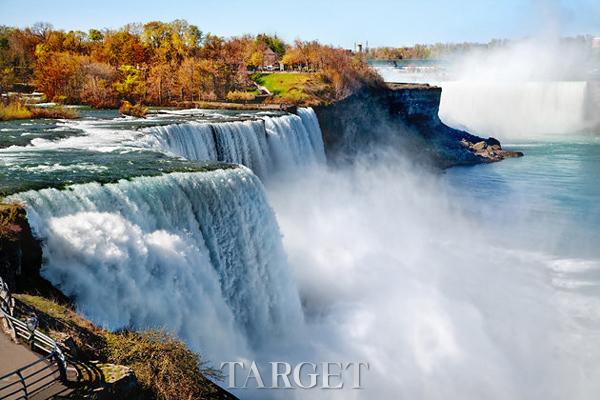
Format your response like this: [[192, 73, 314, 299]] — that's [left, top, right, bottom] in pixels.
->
[[146, 122, 218, 161], [143, 108, 325, 177], [212, 120, 271, 178], [439, 81, 596, 138], [10, 168, 303, 360], [264, 108, 326, 169]]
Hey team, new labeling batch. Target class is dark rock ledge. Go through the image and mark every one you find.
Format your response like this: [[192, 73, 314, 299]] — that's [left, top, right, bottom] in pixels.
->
[[314, 83, 524, 168]]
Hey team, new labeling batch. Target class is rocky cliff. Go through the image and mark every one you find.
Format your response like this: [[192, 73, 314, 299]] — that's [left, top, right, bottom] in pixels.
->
[[314, 83, 522, 168], [0, 203, 62, 297]]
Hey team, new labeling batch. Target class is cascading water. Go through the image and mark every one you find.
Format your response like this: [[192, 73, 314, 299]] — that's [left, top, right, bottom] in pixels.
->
[[371, 38, 600, 140], [10, 168, 304, 361], [5, 69, 599, 398], [264, 108, 326, 169], [372, 63, 599, 139], [146, 122, 218, 161], [143, 108, 325, 177], [438, 81, 597, 138], [212, 120, 271, 177]]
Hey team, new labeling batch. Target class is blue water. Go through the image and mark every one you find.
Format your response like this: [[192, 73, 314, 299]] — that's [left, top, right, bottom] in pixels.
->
[[444, 136, 600, 259]]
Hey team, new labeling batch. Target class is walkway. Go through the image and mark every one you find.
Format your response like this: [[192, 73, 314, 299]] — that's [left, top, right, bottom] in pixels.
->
[[0, 331, 71, 399]]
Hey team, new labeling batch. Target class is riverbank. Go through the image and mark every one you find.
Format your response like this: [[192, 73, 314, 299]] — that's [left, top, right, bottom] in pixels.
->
[[0, 101, 79, 121]]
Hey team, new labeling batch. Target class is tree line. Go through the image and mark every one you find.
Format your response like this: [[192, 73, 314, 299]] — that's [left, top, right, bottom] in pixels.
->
[[366, 36, 594, 60], [0, 20, 381, 107]]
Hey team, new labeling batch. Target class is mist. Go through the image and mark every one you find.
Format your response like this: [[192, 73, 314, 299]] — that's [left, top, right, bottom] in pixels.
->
[[439, 36, 600, 139], [264, 144, 600, 399]]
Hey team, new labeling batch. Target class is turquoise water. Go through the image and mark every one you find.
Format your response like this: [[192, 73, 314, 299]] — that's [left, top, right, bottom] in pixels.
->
[[444, 136, 600, 259], [0, 109, 290, 196]]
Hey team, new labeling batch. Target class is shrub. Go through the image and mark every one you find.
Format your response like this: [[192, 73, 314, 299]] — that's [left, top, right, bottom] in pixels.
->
[[0, 99, 78, 121], [105, 330, 222, 400], [226, 90, 256, 102], [0, 101, 32, 120], [119, 100, 148, 118], [0, 203, 25, 242], [30, 105, 79, 119]]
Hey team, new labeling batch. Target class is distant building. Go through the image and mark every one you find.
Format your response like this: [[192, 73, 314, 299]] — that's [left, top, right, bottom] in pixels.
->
[[592, 37, 600, 49]]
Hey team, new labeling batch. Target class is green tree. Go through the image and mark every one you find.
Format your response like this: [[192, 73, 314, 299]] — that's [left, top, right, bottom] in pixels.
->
[[256, 33, 286, 57], [88, 29, 104, 42], [113, 65, 145, 101]]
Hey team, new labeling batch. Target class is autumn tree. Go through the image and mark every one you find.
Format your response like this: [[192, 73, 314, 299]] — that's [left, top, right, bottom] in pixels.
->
[[146, 63, 175, 104], [99, 31, 147, 66], [3, 19, 382, 106], [88, 29, 104, 42], [80, 62, 118, 107], [113, 65, 145, 102], [256, 33, 286, 57], [176, 58, 201, 101], [0, 26, 42, 90], [34, 50, 87, 102]]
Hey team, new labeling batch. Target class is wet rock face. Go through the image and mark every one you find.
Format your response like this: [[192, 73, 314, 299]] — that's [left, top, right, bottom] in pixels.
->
[[0, 204, 40, 291], [314, 83, 521, 168], [0, 203, 64, 299]]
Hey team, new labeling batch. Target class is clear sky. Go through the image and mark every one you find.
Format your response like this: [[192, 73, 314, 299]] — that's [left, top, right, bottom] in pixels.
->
[[0, 0, 598, 48]]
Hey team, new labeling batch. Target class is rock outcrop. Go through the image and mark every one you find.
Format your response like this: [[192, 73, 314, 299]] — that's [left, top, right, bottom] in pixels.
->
[[0, 203, 69, 301], [314, 83, 523, 167], [460, 138, 523, 161]]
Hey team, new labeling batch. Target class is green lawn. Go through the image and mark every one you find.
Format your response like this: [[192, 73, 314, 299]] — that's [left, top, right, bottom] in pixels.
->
[[251, 72, 314, 99]]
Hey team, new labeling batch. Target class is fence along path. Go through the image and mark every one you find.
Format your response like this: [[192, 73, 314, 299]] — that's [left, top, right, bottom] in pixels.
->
[[0, 277, 70, 400]]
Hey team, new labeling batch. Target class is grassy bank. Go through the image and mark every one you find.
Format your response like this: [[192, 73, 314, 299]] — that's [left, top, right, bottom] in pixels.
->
[[251, 72, 324, 104], [0, 101, 79, 121]]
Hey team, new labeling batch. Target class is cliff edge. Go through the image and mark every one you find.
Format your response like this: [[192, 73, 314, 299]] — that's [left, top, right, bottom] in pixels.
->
[[314, 83, 522, 168]]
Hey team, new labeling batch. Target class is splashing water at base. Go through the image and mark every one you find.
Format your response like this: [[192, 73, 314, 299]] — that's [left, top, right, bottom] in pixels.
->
[[265, 142, 600, 399]]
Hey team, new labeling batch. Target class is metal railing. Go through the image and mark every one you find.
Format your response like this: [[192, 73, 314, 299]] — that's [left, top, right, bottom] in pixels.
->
[[0, 277, 68, 400]]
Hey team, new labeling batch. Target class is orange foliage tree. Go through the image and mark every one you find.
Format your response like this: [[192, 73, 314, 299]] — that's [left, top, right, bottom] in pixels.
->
[[6, 19, 380, 106]]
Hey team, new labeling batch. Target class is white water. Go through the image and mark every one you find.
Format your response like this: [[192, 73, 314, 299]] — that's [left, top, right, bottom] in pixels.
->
[[2, 108, 326, 178], [8, 88, 600, 399], [373, 37, 600, 140], [11, 168, 304, 362], [143, 108, 326, 177], [266, 148, 600, 400], [374, 65, 598, 139], [439, 81, 596, 138]]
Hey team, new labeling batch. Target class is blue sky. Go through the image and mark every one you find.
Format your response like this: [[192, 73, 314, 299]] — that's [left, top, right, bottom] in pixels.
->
[[0, 0, 598, 48]]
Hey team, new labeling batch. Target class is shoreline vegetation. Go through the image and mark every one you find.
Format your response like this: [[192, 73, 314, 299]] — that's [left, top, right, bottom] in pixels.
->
[[0, 99, 79, 120], [0, 20, 382, 119]]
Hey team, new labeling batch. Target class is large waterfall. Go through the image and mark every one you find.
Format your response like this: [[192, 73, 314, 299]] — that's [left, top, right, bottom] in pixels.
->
[[439, 81, 599, 138], [11, 168, 304, 361], [143, 108, 325, 177], [373, 61, 598, 139]]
